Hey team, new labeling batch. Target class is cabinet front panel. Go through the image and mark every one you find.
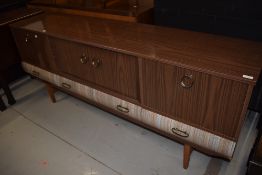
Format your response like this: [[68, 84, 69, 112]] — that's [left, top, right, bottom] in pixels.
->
[[142, 59, 248, 139], [12, 28, 53, 69], [50, 37, 94, 82], [12, 28, 37, 65], [92, 50, 139, 100], [21, 62, 237, 159], [31, 32, 55, 70], [50, 38, 139, 100]]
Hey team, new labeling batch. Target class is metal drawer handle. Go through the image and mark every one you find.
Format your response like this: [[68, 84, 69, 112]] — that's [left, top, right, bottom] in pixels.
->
[[116, 105, 129, 113], [91, 59, 101, 68], [171, 127, 189, 138], [80, 54, 88, 64], [61, 83, 71, 89], [32, 70, 40, 77], [181, 74, 194, 89]]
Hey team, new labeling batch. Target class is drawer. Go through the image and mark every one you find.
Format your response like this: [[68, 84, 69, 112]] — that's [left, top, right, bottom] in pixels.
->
[[140, 108, 236, 158], [50, 38, 139, 100], [21, 62, 77, 93], [142, 59, 249, 139], [91, 90, 142, 120], [12, 28, 54, 69], [22, 62, 44, 79]]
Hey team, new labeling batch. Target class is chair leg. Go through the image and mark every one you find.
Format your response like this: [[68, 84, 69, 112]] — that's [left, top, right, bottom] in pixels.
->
[[46, 83, 56, 103], [183, 144, 193, 169], [0, 79, 16, 105], [0, 96, 7, 111]]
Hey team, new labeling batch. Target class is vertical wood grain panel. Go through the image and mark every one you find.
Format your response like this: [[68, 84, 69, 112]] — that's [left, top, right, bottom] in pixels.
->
[[114, 53, 139, 100], [141, 59, 248, 140], [50, 37, 95, 82], [50, 38, 139, 100], [12, 28, 54, 70]]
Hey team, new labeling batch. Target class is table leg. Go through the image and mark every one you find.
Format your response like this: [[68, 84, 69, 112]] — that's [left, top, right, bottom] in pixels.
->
[[0, 81, 16, 105], [0, 95, 7, 111]]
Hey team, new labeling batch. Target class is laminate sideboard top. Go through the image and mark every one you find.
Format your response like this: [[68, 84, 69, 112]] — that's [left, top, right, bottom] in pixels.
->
[[10, 12, 262, 84]]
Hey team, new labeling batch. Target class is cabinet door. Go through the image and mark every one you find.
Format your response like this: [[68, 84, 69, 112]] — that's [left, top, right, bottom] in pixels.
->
[[12, 28, 37, 65], [31, 32, 55, 70], [50, 38, 139, 100], [12, 28, 52, 69], [88, 46, 139, 100], [50, 37, 94, 83], [141, 59, 248, 139]]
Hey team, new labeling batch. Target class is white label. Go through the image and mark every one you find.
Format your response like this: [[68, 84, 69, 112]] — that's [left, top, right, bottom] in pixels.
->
[[242, 75, 254, 80]]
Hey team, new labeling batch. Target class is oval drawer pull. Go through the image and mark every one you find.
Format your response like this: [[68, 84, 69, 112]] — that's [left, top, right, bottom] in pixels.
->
[[61, 83, 71, 89], [32, 70, 40, 77], [180, 75, 194, 89], [91, 59, 101, 68], [171, 127, 189, 138], [116, 105, 129, 113], [80, 54, 88, 64]]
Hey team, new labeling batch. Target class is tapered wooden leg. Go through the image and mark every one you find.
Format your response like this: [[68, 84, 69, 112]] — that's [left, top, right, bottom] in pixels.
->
[[46, 83, 56, 103], [183, 144, 193, 169]]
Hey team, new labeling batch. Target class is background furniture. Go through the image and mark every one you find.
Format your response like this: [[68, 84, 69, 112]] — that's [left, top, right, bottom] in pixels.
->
[[27, 0, 153, 23], [10, 13, 262, 168], [0, 75, 16, 111], [0, 4, 42, 111], [247, 132, 262, 174]]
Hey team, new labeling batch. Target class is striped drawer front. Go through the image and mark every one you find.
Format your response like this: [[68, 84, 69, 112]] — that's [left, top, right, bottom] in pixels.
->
[[22, 62, 236, 158]]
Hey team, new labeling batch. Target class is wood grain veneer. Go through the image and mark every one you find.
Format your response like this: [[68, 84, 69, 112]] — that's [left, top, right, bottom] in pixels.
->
[[50, 37, 139, 101], [10, 13, 262, 166], [10, 13, 262, 83], [22, 62, 237, 159], [141, 59, 249, 140], [12, 28, 55, 71]]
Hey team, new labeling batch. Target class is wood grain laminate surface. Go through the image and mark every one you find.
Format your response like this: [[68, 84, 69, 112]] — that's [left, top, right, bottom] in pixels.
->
[[50, 37, 139, 100], [12, 28, 55, 71], [142, 59, 249, 140], [10, 13, 262, 84]]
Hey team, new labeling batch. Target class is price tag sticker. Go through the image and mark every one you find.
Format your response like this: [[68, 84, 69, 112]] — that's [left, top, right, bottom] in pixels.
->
[[242, 75, 254, 80]]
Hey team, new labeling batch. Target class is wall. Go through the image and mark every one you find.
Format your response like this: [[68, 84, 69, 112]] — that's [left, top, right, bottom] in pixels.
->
[[139, 0, 153, 7], [154, 0, 262, 41]]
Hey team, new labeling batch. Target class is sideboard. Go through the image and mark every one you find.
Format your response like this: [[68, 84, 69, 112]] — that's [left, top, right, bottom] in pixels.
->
[[10, 12, 262, 169]]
